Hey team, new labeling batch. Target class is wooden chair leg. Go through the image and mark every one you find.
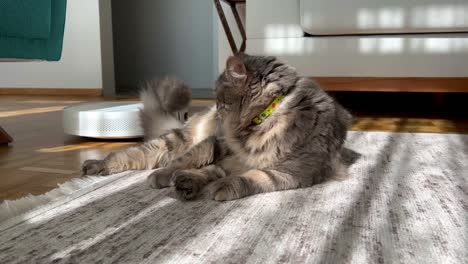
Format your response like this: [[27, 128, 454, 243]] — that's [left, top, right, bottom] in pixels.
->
[[230, 3, 246, 52], [214, 0, 247, 54], [0, 126, 13, 144]]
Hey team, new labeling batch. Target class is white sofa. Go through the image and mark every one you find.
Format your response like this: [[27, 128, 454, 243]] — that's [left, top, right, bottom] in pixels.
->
[[246, 0, 468, 91]]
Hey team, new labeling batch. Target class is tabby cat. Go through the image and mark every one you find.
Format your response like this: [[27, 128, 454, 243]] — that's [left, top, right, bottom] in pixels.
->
[[81, 53, 353, 201]]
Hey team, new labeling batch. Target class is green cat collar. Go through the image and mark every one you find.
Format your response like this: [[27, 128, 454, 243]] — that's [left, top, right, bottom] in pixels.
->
[[252, 95, 285, 125]]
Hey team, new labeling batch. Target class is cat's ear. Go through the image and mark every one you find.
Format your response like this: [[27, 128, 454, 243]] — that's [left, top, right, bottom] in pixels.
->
[[225, 56, 247, 84]]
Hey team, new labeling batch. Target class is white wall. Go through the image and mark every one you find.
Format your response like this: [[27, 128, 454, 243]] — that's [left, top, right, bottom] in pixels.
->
[[0, 0, 104, 89]]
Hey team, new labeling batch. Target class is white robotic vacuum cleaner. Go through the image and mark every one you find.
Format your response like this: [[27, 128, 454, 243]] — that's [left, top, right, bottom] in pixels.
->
[[63, 102, 144, 139]]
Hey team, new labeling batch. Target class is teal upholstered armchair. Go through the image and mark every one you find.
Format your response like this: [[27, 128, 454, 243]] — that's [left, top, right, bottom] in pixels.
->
[[0, 0, 67, 61]]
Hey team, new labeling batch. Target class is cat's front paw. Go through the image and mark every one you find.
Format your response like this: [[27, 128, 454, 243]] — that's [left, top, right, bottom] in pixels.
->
[[173, 171, 202, 200], [81, 159, 109, 176], [147, 168, 173, 189], [208, 177, 246, 201]]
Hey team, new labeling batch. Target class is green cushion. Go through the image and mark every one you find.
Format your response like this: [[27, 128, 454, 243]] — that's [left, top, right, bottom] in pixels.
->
[[0, 0, 51, 39], [0, 0, 66, 61]]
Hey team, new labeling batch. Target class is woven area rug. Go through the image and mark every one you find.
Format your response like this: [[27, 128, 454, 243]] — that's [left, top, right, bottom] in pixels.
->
[[0, 131, 467, 264]]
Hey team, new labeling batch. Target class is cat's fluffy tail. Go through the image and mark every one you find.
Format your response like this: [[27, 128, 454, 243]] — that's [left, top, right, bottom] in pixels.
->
[[139, 77, 191, 140]]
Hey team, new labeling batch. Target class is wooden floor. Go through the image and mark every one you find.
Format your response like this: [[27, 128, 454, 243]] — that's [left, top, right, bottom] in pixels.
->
[[1, 94, 467, 201]]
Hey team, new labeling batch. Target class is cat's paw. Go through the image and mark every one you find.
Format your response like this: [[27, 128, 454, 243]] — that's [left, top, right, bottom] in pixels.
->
[[173, 171, 202, 200], [81, 159, 109, 176], [207, 177, 245, 201], [147, 168, 173, 189]]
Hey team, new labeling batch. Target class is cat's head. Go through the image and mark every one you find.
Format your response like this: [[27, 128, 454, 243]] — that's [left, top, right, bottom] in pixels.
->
[[215, 53, 297, 124]]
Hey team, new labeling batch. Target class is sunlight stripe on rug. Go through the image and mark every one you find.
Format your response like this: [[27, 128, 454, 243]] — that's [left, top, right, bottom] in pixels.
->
[[19, 167, 76, 174]]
